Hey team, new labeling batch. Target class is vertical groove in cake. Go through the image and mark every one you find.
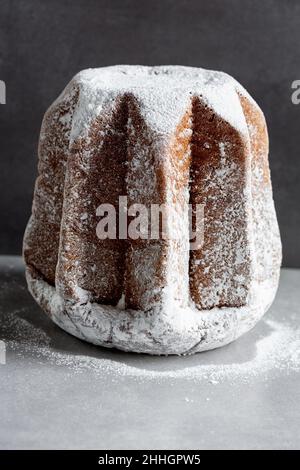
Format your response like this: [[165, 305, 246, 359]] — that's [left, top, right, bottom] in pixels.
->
[[238, 93, 282, 284], [124, 96, 192, 311], [56, 95, 128, 304], [23, 82, 79, 285], [189, 95, 253, 309]]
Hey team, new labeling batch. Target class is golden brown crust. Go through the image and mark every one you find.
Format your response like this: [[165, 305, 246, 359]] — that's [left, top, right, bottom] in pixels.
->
[[56, 96, 128, 304], [189, 97, 252, 309], [23, 83, 79, 285], [238, 93, 281, 284], [238, 94, 269, 184]]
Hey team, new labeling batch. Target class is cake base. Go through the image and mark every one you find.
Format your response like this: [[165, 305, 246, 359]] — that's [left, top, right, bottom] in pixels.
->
[[26, 266, 279, 355]]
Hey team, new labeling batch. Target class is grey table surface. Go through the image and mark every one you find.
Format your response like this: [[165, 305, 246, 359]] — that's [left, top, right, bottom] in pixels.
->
[[0, 256, 299, 450]]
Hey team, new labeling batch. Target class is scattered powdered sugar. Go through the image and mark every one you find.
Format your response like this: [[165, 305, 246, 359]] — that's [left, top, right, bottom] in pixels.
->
[[2, 310, 299, 384]]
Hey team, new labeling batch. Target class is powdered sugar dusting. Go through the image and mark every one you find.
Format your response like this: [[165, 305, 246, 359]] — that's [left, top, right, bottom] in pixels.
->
[[23, 64, 281, 355], [2, 311, 299, 383], [71, 65, 249, 142], [26, 267, 278, 356]]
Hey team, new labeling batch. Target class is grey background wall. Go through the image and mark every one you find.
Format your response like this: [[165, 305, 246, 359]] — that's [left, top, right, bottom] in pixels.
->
[[0, 0, 299, 266]]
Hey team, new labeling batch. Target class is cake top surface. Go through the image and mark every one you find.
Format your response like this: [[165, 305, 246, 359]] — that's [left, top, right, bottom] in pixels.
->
[[77, 65, 232, 90], [53, 65, 259, 142]]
